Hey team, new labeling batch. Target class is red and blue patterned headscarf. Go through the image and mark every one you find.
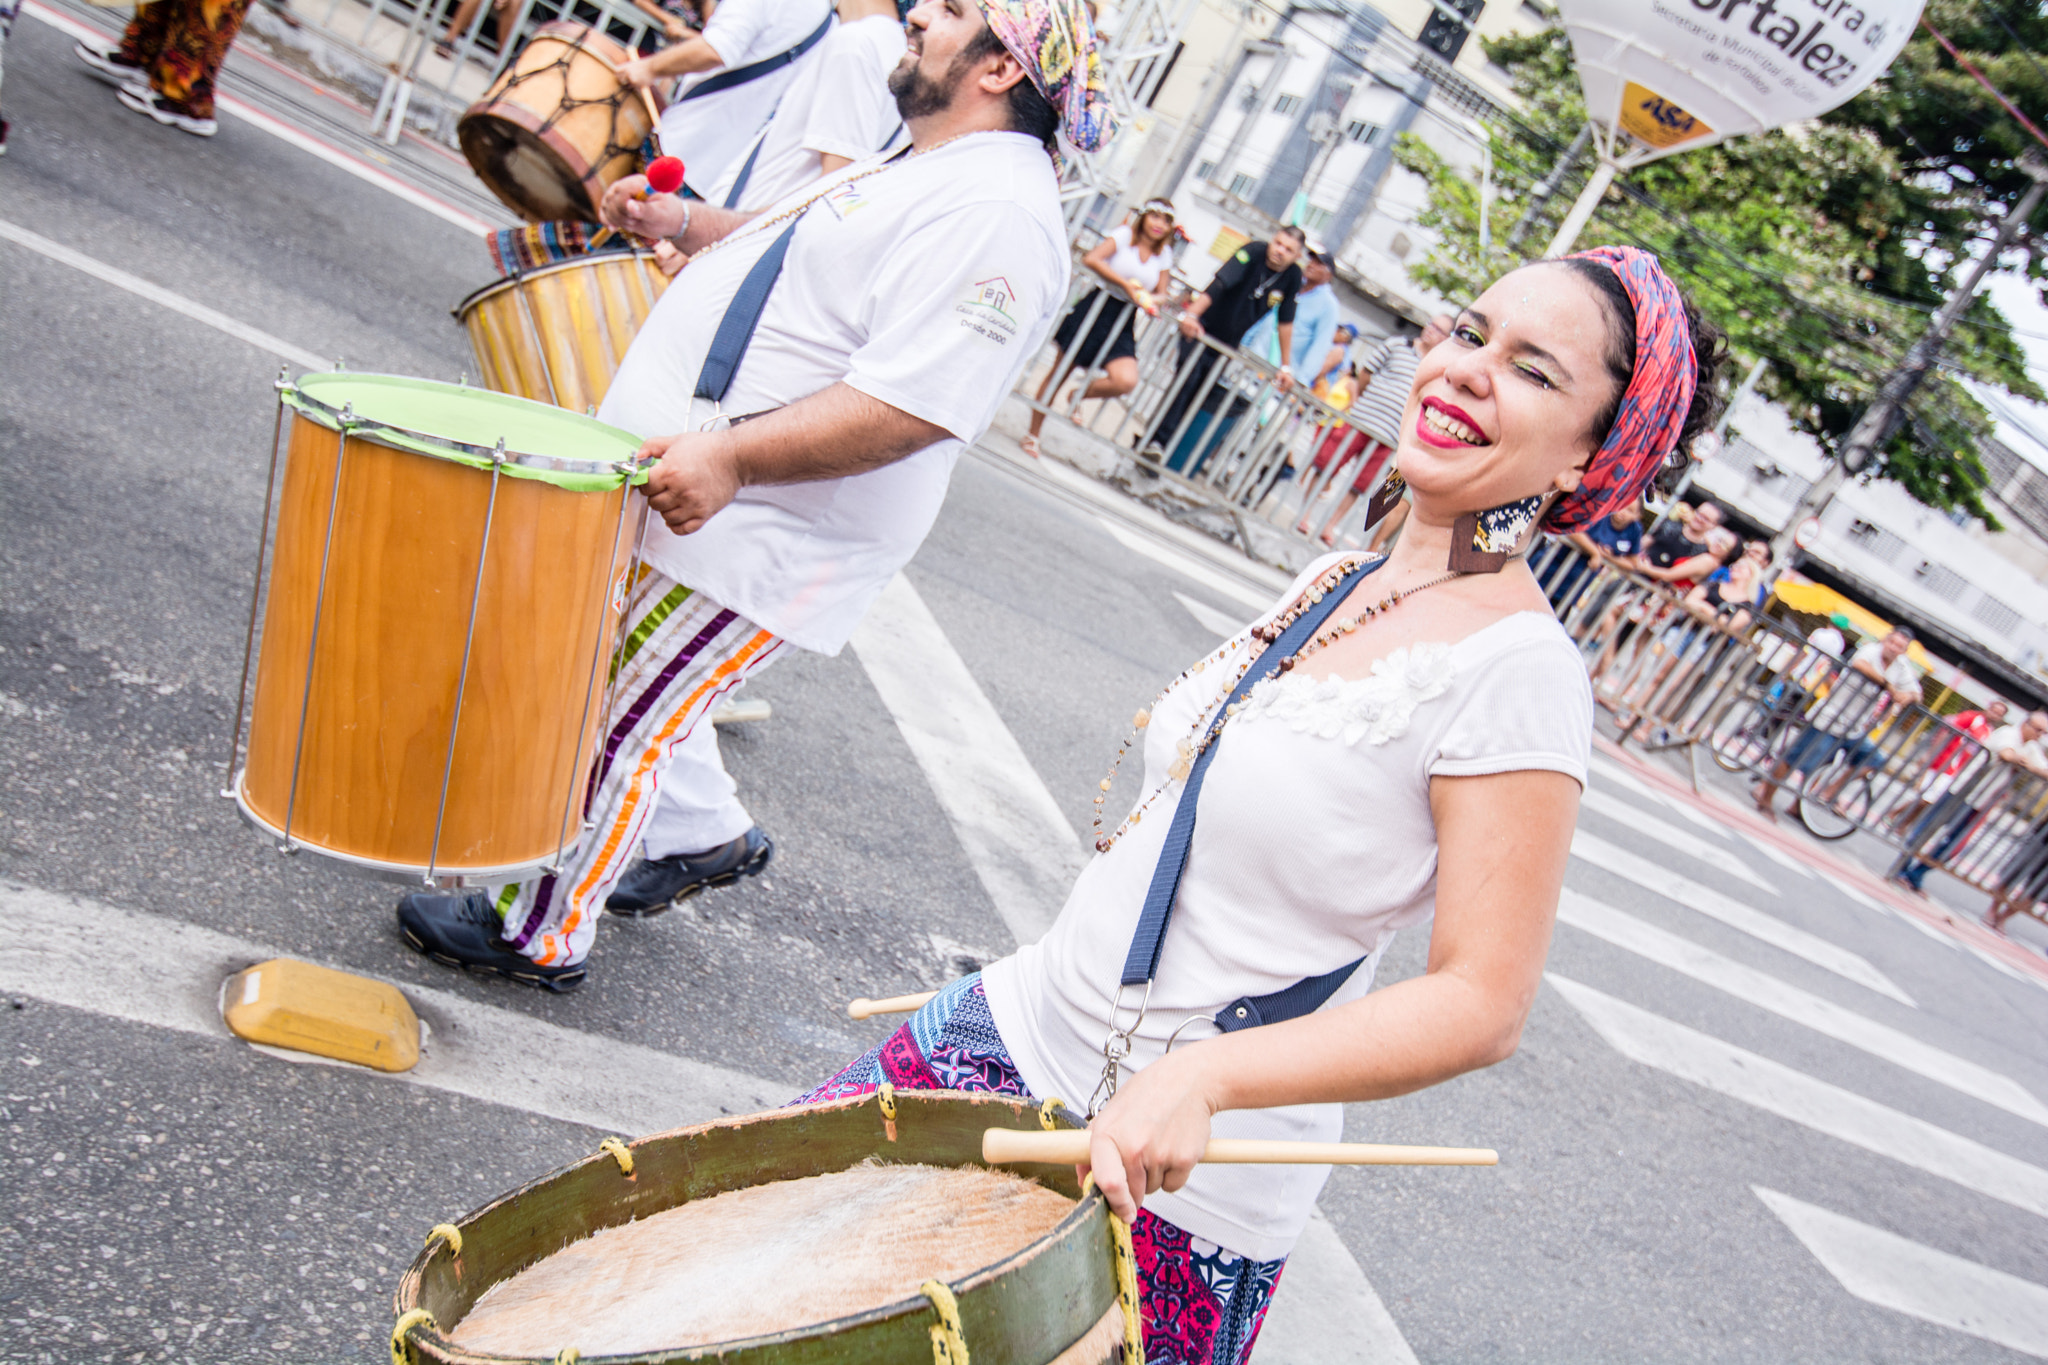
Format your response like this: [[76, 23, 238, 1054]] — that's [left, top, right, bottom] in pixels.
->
[[977, 0, 1116, 154], [1543, 245, 1697, 534]]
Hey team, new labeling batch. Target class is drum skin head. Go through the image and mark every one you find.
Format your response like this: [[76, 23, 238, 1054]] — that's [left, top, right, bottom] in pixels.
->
[[460, 113, 593, 223]]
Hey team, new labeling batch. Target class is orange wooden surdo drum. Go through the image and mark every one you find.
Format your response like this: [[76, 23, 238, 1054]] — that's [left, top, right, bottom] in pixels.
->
[[458, 22, 662, 224], [226, 372, 649, 883]]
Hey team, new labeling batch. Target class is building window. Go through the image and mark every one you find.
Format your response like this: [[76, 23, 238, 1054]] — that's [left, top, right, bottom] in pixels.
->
[[1196, 160, 1218, 182], [1272, 94, 1303, 116], [1973, 595, 2023, 636], [1226, 172, 1259, 200], [1344, 120, 1379, 145], [1299, 204, 1334, 233]]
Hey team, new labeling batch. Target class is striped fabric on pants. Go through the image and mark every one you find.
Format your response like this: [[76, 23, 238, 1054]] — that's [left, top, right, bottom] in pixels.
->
[[495, 568, 785, 967]]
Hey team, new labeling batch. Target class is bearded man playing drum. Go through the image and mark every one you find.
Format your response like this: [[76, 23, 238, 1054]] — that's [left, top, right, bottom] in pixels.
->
[[802, 249, 1726, 1359], [396, 0, 1114, 992]]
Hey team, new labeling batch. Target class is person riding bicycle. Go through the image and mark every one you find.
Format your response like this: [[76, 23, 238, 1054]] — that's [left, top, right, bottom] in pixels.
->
[[1752, 626, 1921, 819]]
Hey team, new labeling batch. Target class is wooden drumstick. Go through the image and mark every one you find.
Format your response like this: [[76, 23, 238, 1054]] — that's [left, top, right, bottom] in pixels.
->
[[847, 991, 938, 1020], [982, 1129, 1497, 1167]]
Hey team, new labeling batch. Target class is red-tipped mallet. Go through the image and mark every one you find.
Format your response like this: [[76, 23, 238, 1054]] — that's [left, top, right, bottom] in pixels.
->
[[642, 156, 685, 198]]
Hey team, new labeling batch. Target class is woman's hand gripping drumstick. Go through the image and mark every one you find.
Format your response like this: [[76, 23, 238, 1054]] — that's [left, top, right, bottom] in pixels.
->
[[984, 1129, 1496, 1169]]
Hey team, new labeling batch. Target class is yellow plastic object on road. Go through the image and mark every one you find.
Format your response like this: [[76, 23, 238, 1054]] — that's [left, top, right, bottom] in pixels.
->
[[222, 958, 421, 1073]]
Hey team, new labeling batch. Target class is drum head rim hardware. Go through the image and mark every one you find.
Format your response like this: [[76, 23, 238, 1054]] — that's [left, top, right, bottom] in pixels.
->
[[450, 248, 663, 319], [283, 374, 650, 491], [229, 773, 574, 884], [392, 1090, 1120, 1363]]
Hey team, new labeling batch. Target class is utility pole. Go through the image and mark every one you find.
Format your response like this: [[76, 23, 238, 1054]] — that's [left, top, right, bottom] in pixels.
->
[[1505, 125, 1589, 254], [1769, 154, 2048, 565]]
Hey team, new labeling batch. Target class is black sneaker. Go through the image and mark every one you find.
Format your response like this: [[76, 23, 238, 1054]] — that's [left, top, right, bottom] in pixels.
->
[[606, 826, 772, 917], [75, 39, 147, 90], [396, 891, 586, 992]]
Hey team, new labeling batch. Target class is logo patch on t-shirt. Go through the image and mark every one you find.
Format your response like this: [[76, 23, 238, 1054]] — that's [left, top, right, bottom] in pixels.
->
[[820, 179, 873, 220], [955, 275, 1018, 345]]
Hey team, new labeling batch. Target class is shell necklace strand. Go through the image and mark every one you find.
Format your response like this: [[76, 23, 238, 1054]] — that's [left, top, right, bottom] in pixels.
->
[[1088, 557, 1466, 853]]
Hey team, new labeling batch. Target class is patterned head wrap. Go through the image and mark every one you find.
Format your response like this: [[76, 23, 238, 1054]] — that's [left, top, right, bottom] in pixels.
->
[[1544, 245, 1697, 534], [976, 0, 1117, 154]]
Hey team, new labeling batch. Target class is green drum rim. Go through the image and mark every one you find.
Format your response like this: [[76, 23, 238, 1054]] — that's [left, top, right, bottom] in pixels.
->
[[451, 248, 661, 321], [286, 372, 649, 491]]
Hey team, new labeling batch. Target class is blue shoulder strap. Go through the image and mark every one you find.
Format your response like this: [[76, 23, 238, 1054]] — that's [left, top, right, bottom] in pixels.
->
[[679, 10, 834, 102], [1118, 556, 1386, 1031], [693, 218, 800, 405]]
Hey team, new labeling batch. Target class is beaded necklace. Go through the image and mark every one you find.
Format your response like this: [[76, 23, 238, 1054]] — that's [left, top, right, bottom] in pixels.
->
[[1088, 557, 1467, 853]]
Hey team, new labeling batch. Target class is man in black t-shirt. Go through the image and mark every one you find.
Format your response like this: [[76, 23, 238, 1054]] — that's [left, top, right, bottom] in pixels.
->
[[1643, 500, 1721, 569], [1145, 227, 1305, 472]]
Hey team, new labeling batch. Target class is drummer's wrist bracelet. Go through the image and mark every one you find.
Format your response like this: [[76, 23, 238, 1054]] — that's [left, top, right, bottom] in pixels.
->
[[668, 201, 692, 253]]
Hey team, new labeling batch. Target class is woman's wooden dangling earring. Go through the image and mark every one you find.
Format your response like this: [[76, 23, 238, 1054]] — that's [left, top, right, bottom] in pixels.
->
[[1362, 469, 1407, 532], [1449, 494, 1545, 574]]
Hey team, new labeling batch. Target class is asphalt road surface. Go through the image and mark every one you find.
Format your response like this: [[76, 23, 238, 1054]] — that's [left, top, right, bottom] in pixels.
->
[[6, 8, 2048, 1361]]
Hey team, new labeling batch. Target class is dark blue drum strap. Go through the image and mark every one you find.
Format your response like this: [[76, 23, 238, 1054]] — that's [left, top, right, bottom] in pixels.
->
[[693, 218, 800, 405], [722, 130, 770, 209], [679, 11, 833, 101], [1118, 556, 1385, 1028]]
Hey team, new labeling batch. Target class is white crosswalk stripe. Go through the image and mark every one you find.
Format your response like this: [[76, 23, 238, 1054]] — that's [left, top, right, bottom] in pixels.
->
[[1578, 786, 1776, 894], [1547, 973, 2048, 1218], [1570, 830, 1914, 1006], [1755, 1188, 2048, 1359], [1555, 891, 2048, 1127]]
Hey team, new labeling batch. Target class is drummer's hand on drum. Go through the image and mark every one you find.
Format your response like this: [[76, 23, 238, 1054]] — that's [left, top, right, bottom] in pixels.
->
[[652, 239, 686, 279], [641, 430, 741, 535], [600, 176, 687, 242], [1080, 1051, 1217, 1222], [615, 55, 658, 88]]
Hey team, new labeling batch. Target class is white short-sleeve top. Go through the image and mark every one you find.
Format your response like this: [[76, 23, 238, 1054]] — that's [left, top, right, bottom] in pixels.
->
[[981, 552, 1592, 1260]]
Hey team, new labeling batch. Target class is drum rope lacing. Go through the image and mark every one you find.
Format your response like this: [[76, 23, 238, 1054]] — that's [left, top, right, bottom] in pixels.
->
[[477, 30, 652, 185]]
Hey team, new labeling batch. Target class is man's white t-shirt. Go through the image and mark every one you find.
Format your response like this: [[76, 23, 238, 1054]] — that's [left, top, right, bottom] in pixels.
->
[[1812, 639, 1919, 731], [598, 133, 1068, 654], [705, 15, 907, 212], [657, 0, 835, 197], [980, 554, 1592, 1260]]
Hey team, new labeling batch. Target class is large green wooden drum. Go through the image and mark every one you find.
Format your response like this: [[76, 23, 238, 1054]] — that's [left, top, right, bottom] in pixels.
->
[[389, 1090, 1133, 1364]]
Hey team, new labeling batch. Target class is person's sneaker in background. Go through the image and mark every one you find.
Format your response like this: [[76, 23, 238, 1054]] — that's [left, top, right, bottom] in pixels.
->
[[75, 38, 147, 89], [117, 86, 217, 136]]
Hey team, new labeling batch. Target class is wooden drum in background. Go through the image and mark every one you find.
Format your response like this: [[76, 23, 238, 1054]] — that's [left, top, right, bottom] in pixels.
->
[[455, 250, 668, 412], [389, 1090, 1131, 1364], [231, 373, 648, 884], [458, 22, 662, 224]]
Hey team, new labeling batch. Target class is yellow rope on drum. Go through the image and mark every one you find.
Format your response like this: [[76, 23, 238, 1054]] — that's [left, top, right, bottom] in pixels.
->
[[1038, 1096, 1068, 1131], [920, 1280, 970, 1365], [1080, 1174, 1144, 1365], [878, 1080, 899, 1141], [554, 1349, 580, 1364], [423, 1223, 463, 1258], [389, 1308, 435, 1365], [597, 1136, 634, 1176]]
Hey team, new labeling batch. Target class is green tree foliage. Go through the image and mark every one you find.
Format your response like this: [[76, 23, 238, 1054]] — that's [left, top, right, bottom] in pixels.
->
[[1391, 12, 2045, 524]]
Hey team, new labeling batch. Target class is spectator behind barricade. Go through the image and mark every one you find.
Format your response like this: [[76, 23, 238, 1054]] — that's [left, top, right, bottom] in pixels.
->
[[1298, 318, 1449, 547], [1021, 198, 1178, 457], [1141, 227, 1304, 471], [628, 0, 707, 55], [1752, 625, 1922, 818], [1890, 699, 2015, 893], [1643, 500, 1721, 571], [1548, 501, 1645, 613], [1244, 249, 1339, 382], [1688, 536, 1770, 630], [1984, 712, 2048, 923], [619, 0, 838, 200], [1312, 323, 1360, 396], [696, 0, 909, 214], [1887, 697, 2008, 838]]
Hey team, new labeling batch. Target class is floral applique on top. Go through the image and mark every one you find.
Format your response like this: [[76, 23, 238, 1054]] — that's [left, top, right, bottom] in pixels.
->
[[1234, 642, 1457, 747]]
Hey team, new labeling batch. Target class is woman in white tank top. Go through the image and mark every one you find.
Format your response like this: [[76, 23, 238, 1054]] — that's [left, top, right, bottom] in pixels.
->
[[1022, 198, 1178, 456]]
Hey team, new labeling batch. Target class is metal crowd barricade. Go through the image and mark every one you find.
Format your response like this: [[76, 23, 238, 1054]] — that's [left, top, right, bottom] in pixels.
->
[[274, 0, 660, 145], [1015, 269, 1393, 551], [1530, 534, 2048, 925]]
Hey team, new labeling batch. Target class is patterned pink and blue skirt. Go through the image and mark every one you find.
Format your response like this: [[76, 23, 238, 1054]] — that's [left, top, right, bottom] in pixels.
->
[[796, 974, 1287, 1365]]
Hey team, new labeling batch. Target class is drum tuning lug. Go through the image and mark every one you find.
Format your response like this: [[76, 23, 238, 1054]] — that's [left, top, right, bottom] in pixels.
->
[[586, 405, 596, 417], [491, 437, 506, 466], [332, 357, 345, 372], [274, 840, 299, 857], [458, 373, 468, 388]]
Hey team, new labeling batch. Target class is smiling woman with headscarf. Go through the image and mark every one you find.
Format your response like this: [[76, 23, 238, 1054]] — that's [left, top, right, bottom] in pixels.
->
[[801, 247, 1726, 1361]]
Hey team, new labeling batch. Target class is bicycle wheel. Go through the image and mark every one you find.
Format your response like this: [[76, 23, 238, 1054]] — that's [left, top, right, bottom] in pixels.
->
[[1795, 764, 1860, 841]]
